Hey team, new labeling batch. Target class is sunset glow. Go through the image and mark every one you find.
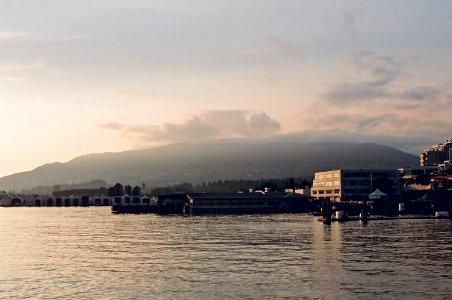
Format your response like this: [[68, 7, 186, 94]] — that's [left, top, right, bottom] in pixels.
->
[[1, 0, 451, 177]]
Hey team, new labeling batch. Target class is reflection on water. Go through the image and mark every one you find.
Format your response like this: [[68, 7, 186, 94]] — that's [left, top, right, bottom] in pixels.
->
[[0, 207, 451, 299]]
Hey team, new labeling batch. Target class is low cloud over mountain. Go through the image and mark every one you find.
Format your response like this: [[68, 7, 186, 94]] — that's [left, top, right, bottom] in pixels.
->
[[100, 110, 281, 145]]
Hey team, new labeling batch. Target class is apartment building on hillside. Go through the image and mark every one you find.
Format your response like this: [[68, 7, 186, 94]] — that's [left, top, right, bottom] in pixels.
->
[[311, 169, 400, 202], [420, 140, 452, 166]]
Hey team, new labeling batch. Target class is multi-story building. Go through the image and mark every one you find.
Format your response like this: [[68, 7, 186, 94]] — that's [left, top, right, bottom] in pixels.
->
[[311, 169, 400, 202], [420, 140, 452, 166]]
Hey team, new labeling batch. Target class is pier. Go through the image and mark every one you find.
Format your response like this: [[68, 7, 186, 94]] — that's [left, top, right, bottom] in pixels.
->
[[111, 192, 313, 215]]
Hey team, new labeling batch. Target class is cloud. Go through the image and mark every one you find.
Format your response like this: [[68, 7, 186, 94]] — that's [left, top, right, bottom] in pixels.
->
[[324, 52, 442, 107], [86, 0, 204, 13], [309, 113, 395, 133], [324, 52, 401, 103], [0, 60, 46, 82], [100, 110, 282, 145], [0, 61, 46, 72], [140, 116, 220, 142], [248, 112, 281, 134], [325, 82, 388, 102], [238, 37, 301, 57], [99, 122, 125, 131], [447, 93, 452, 103], [354, 51, 401, 86], [0, 31, 27, 40], [266, 37, 301, 57], [0, 29, 88, 45], [309, 112, 452, 140], [0, 76, 28, 82], [304, 50, 451, 148], [399, 86, 439, 101], [57, 34, 90, 42], [269, 130, 450, 155], [343, 12, 357, 37]]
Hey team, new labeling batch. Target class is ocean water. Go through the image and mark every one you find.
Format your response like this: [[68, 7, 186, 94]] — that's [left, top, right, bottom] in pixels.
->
[[0, 207, 451, 299]]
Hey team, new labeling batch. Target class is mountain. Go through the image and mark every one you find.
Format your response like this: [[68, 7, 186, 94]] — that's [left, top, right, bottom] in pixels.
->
[[0, 141, 418, 192]]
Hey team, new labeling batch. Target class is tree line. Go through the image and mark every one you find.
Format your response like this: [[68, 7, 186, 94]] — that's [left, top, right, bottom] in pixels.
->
[[48, 177, 311, 197], [149, 177, 311, 195], [107, 183, 143, 197]]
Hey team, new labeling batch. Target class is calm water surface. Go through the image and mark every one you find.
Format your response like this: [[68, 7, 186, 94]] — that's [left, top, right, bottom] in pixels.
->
[[0, 207, 451, 299]]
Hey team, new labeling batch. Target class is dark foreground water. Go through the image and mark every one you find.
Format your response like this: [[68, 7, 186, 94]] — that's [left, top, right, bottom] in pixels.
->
[[0, 207, 451, 299]]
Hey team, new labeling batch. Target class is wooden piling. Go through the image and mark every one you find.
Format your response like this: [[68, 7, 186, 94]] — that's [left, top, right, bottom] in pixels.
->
[[361, 199, 368, 223]]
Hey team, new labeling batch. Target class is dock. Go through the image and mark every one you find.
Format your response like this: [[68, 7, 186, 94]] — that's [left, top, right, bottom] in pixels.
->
[[111, 192, 313, 215]]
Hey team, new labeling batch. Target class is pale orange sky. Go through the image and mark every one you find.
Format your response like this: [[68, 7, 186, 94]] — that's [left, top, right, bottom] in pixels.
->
[[1, 0, 452, 177]]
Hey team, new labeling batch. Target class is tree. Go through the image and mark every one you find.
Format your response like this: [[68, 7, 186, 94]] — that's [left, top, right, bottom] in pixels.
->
[[124, 185, 132, 196], [288, 177, 296, 192], [132, 186, 142, 196], [107, 187, 116, 197], [113, 183, 124, 196]]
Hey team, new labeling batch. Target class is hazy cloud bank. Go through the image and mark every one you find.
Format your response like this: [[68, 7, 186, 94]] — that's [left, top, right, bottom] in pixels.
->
[[268, 130, 451, 155], [100, 110, 281, 145]]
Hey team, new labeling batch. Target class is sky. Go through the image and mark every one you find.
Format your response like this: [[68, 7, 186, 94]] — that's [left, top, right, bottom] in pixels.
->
[[1, 0, 451, 177]]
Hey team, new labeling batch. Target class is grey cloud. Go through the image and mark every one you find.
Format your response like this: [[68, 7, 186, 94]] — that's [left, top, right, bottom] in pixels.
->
[[266, 37, 302, 57], [270, 130, 452, 155], [325, 82, 388, 102], [357, 116, 383, 131], [101, 110, 281, 145], [238, 37, 301, 58], [200, 110, 282, 138], [325, 52, 401, 103], [315, 113, 400, 132], [354, 51, 401, 86], [359, 114, 403, 129], [248, 113, 281, 136], [445, 93, 452, 103], [99, 122, 125, 131], [399, 86, 439, 101], [343, 12, 357, 37], [317, 112, 452, 139], [147, 116, 219, 142], [325, 52, 444, 107]]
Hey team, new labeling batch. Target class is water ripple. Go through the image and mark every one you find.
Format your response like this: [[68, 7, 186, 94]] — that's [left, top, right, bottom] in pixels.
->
[[0, 208, 451, 299]]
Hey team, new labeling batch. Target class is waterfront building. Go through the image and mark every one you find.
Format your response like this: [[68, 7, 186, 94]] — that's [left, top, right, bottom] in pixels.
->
[[311, 169, 400, 202], [438, 160, 452, 174], [0, 194, 113, 207], [111, 192, 313, 214], [399, 166, 438, 179], [420, 140, 452, 166]]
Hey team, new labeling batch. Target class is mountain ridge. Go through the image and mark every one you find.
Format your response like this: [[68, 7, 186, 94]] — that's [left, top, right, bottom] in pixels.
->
[[0, 141, 419, 192]]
